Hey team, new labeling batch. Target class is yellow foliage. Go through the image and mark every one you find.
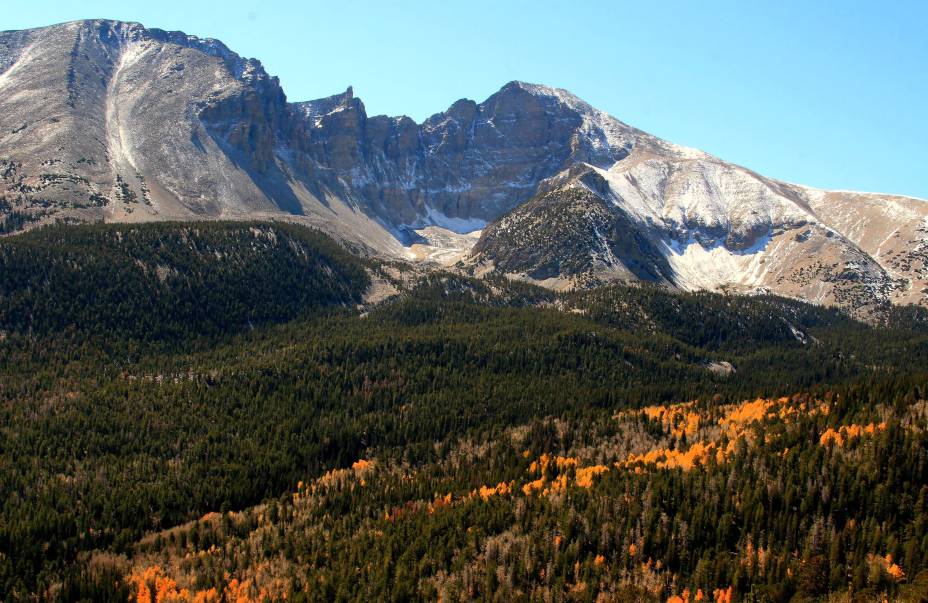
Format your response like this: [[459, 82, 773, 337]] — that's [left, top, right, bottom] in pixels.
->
[[524, 454, 607, 493], [472, 481, 513, 501], [129, 565, 185, 603], [887, 562, 906, 581], [639, 402, 700, 438], [535, 453, 550, 473], [526, 453, 580, 475], [575, 465, 609, 488], [128, 566, 269, 603], [351, 459, 372, 471], [428, 492, 453, 513], [542, 473, 568, 495], [683, 412, 701, 437], [719, 398, 772, 429], [555, 456, 579, 470], [820, 422, 886, 447], [869, 553, 906, 582], [593, 554, 606, 566], [522, 478, 545, 496], [620, 442, 718, 472], [622, 396, 839, 477], [192, 589, 220, 603]]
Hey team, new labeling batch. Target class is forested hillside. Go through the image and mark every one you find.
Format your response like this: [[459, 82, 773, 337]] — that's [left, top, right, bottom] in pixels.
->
[[0, 222, 369, 340], [1, 222, 926, 602]]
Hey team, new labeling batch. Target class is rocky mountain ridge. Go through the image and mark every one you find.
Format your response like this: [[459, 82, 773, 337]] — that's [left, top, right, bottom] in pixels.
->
[[1, 19, 926, 311], [469, 156, 927, 310]]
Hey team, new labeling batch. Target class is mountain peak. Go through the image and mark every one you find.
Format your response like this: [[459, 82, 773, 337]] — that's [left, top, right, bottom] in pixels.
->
[[497, 80, 588, 108]]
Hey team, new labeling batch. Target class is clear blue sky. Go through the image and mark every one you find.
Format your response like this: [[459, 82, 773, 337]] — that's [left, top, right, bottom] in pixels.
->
[[5, 1, 927, 198]]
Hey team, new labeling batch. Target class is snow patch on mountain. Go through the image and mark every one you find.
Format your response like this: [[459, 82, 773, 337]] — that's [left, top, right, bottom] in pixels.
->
[[660, 234, 771, 291], [423, 206, 487, 234], [591, 156, 817, 252]]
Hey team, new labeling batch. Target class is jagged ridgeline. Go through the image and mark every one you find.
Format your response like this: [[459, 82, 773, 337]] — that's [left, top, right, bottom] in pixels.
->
[[0, 221, 369, 339], [2, 20, 927, 311]]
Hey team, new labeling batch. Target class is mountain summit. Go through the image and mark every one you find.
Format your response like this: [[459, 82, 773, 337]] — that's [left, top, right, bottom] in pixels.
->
[[1, 20, 926, 310]]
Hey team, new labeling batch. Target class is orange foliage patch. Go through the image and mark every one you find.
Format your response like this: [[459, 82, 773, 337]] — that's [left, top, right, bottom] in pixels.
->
[[668, 589, 698, 603], [664, 581, 729, 602], [719, 398, 774, 430], [471, 481, 513, 501], [128, 566, 187, 603], [522, 455, 608, 494], [619, 441, 719, 472], [543, 473, 569, 495], [522, 478, 545, 496], [820, 423, 887, 447], [625, 396, 836, 477], [351, 459, 372, 471], [128, 566, 276, 603], [640, 402, 700, 438], [555, 456, 579, 470], [869, 553, 906, 582], [428, 492, 453, 514], [528, 453, 580, 475], [575, 465, 609, 488], [887, 562, 906, 581], [299, 458, 376, 498]]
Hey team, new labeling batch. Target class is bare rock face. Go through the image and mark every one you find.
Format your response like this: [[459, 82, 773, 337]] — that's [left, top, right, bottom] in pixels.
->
[[0, 19, 925, 312], [0, 20, 303, 227], [0, 20, 408, 256], [295, 81, 639, 231]]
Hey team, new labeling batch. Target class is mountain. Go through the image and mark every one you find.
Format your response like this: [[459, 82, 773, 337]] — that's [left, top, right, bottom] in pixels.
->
[[1, 20, 926, 312], [2, 21, 928, 598], [0, 20, 406, 254], [469, 156, 928, 311]]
